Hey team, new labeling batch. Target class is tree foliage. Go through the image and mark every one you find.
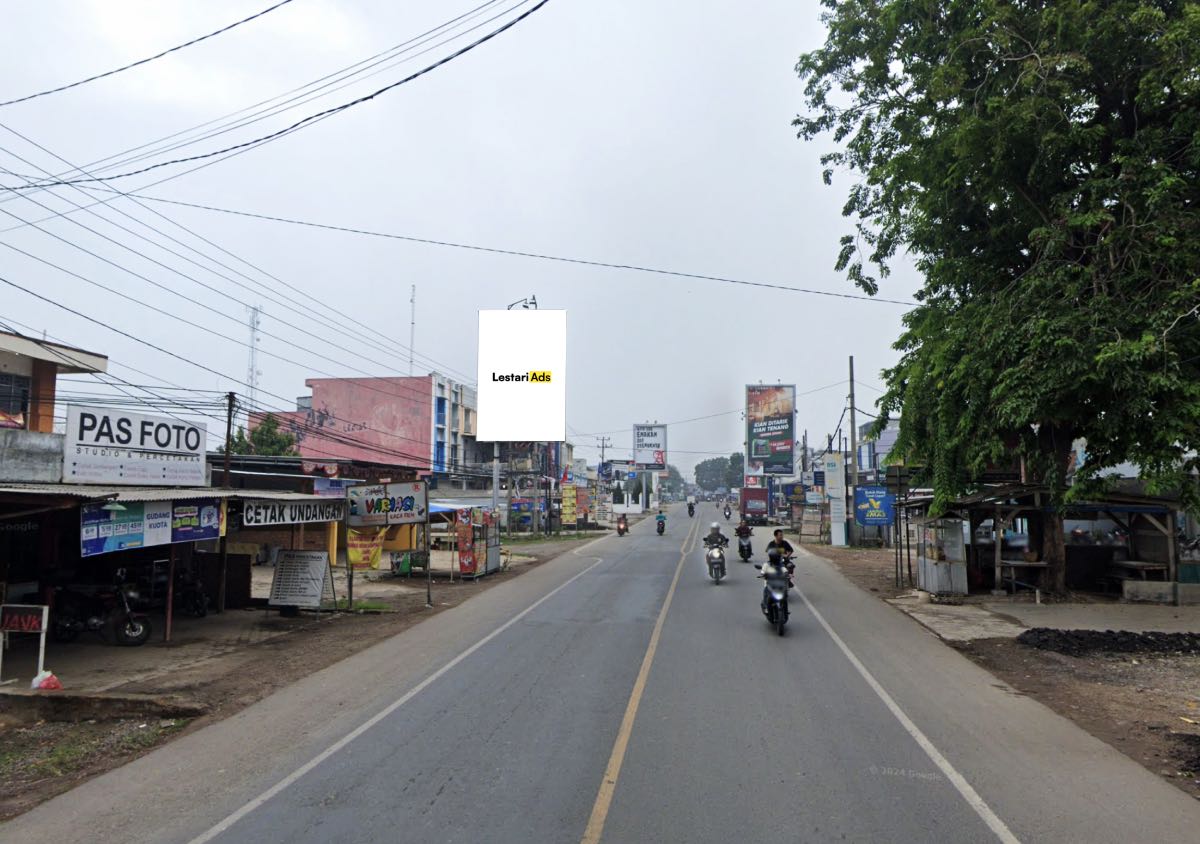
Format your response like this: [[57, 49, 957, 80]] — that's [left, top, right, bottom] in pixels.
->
[[726, 452, 745, 490], [226, 413, 298, 456], [695, 457, 728, 491], [797, 0, 1200, 589]]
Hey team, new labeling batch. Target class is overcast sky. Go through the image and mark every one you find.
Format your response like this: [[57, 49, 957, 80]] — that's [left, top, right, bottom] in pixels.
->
[[0, 0, 920, 478]]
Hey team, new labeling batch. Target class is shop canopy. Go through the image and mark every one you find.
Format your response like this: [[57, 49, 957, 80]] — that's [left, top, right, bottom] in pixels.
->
[[0, 483, 332, 505]]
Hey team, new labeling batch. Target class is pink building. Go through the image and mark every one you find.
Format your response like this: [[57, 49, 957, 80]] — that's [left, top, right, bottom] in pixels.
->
[[262, 374, 480, 477]]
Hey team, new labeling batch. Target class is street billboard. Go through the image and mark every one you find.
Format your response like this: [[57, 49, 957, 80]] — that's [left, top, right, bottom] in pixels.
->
[[476, 309, 566, 441], [854, 485, 895, 526], [745, 385, 795, 475], [64, 405, 206, 486], [632, 424, 667, 470]]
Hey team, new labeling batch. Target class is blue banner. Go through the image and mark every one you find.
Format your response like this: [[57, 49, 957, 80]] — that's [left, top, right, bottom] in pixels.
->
[[854, 485, 895, 526]]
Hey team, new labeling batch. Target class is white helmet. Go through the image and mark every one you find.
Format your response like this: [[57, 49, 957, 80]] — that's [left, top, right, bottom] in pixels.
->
[[710, 522, 720, 530]]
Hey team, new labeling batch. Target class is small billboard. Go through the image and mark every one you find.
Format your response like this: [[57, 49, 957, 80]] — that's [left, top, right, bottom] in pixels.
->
[[476, 310, 567, 441]]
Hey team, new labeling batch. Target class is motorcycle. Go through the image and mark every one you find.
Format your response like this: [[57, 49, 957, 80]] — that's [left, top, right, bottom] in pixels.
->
[[723, 506, 732, 521], [175, 573, 210, 618], [53, 569, 152, 646], [656, 519, 666, 536], [616, 517, 628, 537], [687, 503, 695, 518], [704, 537, 728, 584], [737, 533, 753, 561], [755, 555, 795, 636]]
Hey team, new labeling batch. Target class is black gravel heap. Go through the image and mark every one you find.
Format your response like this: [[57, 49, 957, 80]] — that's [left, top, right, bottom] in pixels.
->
[[1016, 628, 1200, 657]]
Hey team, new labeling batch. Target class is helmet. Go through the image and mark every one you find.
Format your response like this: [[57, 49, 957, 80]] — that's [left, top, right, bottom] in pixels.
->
[[710, 522, 720, 530]]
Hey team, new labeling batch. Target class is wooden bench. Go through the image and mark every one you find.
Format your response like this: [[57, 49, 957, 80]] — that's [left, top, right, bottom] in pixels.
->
[[1000, 559, 1049, 601]]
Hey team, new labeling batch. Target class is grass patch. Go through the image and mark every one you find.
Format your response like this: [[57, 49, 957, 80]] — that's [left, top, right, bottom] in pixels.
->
[[334, 598, 391, 612]]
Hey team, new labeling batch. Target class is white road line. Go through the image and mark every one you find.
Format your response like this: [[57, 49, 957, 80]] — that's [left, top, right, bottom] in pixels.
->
[[187, 553, 609, 844], [794, 584, 1021, 844]]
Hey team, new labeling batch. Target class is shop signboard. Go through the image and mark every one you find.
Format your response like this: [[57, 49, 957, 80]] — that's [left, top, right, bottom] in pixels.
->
[[346, 482, 427, 527], [313, 478, 359, 498], [746, 385, 795, 475], [633, 424, 667, 470], [170, 500, 221, 543], [269, 551, 334, 608], [476, 309, 567, 441], [243, 499, 345, 527], [801, 471, 815, 486], [805, 491, 824, 505], [854, 485, 895, 526], [80, 501, 172, 558], [346, 527, 384, 570], [63, 405, 206, 486], [457, 508, 477, 576]]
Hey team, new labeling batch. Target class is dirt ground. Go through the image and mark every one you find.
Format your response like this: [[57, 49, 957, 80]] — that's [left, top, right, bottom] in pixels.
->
[[955, 638, 1200, 800], [0, 533, 599, 821], [805, 539, 1200, 802]]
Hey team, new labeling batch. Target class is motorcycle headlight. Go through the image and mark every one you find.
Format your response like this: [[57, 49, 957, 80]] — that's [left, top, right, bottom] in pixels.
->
[[770, 589, 785, 601], [124, 589, 140, 600]]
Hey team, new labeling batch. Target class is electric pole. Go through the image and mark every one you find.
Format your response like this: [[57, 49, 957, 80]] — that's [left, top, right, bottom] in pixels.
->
[[848, 355, 858, 546], [218, 392, 235, 613]]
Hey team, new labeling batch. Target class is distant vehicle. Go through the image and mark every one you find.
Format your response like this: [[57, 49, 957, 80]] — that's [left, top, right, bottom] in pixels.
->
[[741, 488, 769, 526]]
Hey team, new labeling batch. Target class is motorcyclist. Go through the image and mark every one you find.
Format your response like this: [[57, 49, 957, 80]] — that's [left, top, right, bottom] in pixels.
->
[[616, 514, 628, 533], [765, 528, 794, 557], [735, 519, 753, 549], [705, 522, 729, 547], [758, 545, 796, 609], [655, 510, 667, 528]]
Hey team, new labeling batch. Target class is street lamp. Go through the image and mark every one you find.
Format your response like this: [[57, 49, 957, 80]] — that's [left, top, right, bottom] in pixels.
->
[[506, 294, 538, 310]]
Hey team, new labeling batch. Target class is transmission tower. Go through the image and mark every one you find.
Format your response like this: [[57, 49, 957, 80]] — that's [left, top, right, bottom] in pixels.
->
[[246, 305, 262, 422]]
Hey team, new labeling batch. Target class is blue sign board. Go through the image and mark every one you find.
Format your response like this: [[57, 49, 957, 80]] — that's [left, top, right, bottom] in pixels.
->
[[628, 471, 637, 480], [813, 471, 826, 486], [854, 485, 895, 526]]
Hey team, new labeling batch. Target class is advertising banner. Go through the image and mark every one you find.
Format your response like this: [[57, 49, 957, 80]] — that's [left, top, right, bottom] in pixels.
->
[[457, 509, 477, 576], [243, 499, 345, 527], [824, 453, 846, 497], [561, 484, 577, 523], [170, 500, 221, 543], [80, 499, 213, 558], [476, 309, 567, 441], [745, 385, 795, 475], [854, 486, 895, 526], [346, 527, 384, 570], [346, 482, 427, 527], [64, 405, 206, 486], [632, 424, 667, 470]]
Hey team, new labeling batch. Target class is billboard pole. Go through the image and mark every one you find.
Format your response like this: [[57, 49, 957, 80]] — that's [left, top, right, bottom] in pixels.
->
[[848, 356, 858, 547]]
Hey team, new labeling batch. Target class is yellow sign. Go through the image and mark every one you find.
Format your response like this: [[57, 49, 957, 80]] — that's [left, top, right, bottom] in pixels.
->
[[561, 484, 577, 523], [346, 527, 384, 570]]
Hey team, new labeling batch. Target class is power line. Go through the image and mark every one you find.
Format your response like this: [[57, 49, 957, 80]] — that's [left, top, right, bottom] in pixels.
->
[[76, 191, 915, 305], [9, 0, 552, 188], [0, 0, 512, 202], [0, 130, 477, 385], [0, 0, 298, 108]]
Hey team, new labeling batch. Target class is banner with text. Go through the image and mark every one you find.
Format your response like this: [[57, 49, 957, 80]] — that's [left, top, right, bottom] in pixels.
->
[[346, 482, 428, 527], [64, 405, 206, 486], [243, 499, 345, 527], [632, 424, 667, 470], [745, 385, 795, 475]]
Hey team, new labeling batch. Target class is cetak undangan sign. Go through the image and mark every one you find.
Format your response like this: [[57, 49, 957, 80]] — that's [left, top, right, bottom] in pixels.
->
[[243, 499, 346, 527]]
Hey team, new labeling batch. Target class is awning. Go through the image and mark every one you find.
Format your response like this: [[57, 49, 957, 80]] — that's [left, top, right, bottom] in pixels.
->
[[0, 483, 333, 504]]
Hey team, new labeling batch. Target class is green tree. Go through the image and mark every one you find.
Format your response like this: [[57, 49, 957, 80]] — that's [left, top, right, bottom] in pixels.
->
[[225, 413, 298, 456], [797, 1, 1200, 592], [695, 457, 728, 491], [665, 463, 684, 494], [725, 452, 744, 490]]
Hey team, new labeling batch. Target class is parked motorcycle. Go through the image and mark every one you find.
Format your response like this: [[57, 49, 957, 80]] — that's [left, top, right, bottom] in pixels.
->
[[53, 569, 152, 646], [755, 552, 795, 636], [704, 537, 728, 584]]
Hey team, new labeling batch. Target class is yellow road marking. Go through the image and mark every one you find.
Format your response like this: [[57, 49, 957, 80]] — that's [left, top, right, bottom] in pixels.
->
[[580, 512, 700, 844]]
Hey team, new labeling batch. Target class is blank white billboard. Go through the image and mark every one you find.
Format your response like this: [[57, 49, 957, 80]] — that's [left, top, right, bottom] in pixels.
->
[[476, 309, 566, 441]]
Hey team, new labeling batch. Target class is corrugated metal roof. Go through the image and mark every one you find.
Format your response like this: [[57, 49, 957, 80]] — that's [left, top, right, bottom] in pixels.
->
[[0, 483, 330, 503]]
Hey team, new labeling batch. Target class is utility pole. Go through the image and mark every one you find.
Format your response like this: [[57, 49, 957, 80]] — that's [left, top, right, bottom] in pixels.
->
[[245, 307, 261, 423], [802, 430, 809, 472], [218, 392, 235, 613], [848, 355, 858, 546]]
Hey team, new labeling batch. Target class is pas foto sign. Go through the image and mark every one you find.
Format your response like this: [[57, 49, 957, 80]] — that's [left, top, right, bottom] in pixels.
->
[[476, 309, 567, 442], [243, 499, 346, 527], [64, 405, 206, 486], [632, 424, 667, 470]]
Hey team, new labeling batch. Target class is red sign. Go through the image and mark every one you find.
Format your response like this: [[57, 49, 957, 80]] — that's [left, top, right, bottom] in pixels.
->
[[1, 604, 47, 633]]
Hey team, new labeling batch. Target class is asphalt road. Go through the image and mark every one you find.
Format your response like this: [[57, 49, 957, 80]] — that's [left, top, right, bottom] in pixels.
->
[[5, 504, 1199, 843]]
